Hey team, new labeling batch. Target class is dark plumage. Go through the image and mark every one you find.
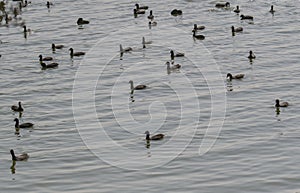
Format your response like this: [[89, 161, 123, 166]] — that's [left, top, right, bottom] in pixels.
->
[[69, 48, 85, 57], [77, 18, 89, 25], [215, 2, 230, 8], [231, 26, 243, 35], [248, 50, 256, 59], [52, 43, 64, 50], [147, 10, 154, 20], [41, 62, 59, 69], [39, 54, 53, 61], [170, 50, 184, 60], [193, 31, 205, 40], [171, 9, 182, 16], [133, 8, 145, 15], [11, 101, 23, 112], [129, 80, 146, 91], [240, 14, 253, 20], [14, 118, 34, 128], [275, 99, 289, 107], [145, 131, 164, 140], [135, 3, 148, 10], [233, 5, 240, 13], [269, 5, 275, 14], [10, 149, 29, 161], [227, 73, 245, 81], [192, 24, 205, 32]]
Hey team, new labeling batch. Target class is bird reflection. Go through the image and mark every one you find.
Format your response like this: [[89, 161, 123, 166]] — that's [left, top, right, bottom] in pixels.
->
[[145, 140, 150, 149], [129, 93, 135, 102], [226, 82, 233, 91], [15, 127, 20, 135], [248, 58, 253, 64], [10, 160, 16, 174]]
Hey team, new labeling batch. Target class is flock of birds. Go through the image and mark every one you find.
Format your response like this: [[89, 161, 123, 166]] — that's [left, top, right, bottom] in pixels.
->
[[1, 0, 89, 163], [3, 0, 290, 162]]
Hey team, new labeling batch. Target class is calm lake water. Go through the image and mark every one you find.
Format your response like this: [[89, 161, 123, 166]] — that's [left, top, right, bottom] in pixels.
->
[[1, 0, 300, 192]]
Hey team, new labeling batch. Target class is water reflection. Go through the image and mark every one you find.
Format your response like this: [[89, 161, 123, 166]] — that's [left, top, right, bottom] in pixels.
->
[[10, 160, 16, 174]]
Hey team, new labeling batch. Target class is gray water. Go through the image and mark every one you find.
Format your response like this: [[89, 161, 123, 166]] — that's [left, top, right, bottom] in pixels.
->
[[1, 0, 300, 192]]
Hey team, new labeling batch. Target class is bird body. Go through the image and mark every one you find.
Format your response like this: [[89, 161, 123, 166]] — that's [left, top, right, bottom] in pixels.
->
[[275, 99, 288, 107], [69, 48, 85, 57], [129, 80, 147, 92], [193, 31, 205, 40], [120, 44, 132, 53], [240, 14, 253, 20], [14, 118, 34, 128], [10, 149, 29, 161], [145, 131, 164, 140], [231, 26, 243, 33], [233, 5, 240, 13], [171, 9, 182, 16], [248, 50, 256, 59], [135, 3, 148, 10], [147, 10, 154, 20], [269, 5, 275, 14], [166, 62, 181, 70], [134, 8, 145, 15], [52, 43, 64, 50], [41, 62, 59, 69], [39, 54, 53, 61], [77, 18, 89, 25], [192, 24, 205, 32], [215, 2, 230, 8], [227, 73, 245, 81], [11, 101, 23, 112], [170, 50, 184, 60]]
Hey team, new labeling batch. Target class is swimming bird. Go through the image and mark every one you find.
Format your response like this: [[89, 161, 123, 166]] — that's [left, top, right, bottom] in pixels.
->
[[248, 50, 256, 59], [227, 73, 245, 81], [11, 101, 24, 112], [192, 24, 205, 32], [269, 5, 275, 14], [14, 118, 34, 128], [145, 131, 164, 140], [41, 62, 59, 69], [231, 26, 243, 32], [133, 8, 145, 15], [120, 44, 132, 53], [129, 80, 147, 92], [147, 10, 154, 20], [52, 43, 64, 50], [275, 99, 289, 107], [233, 5, 240, 13], [69, 48, 85, 57], [215, 2, 230, 8], [77, 18, 89, 25], [166, 61, 181, 70], [170, 50, 184, 60], [240, 14, 253, 20], [148, 21, 157, 27], [46, 1, 53, 8], [193, 31, 205, 40], [231, 26, 243, 35], [39, 54, 53, 61], [142, 37, 152, 48], [10, 149, 29, 161], [171, 9, 182, 16], [23, 25, 31, 33], [135, 3, 148, 10]]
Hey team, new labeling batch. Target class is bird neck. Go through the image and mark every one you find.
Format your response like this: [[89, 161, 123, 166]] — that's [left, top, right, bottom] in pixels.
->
[[10, 151, 17, 161], [130, 81, 134, 91], [146, 134, 150, 140], [15, 119, 19, 128]]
